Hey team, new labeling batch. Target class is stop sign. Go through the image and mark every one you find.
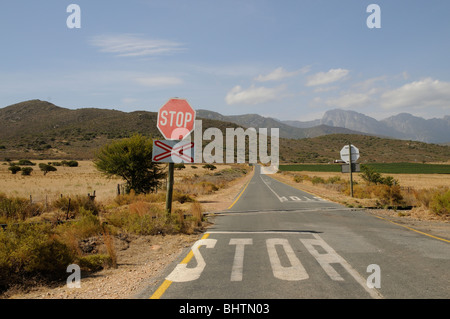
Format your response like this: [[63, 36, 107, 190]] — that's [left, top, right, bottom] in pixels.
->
[[157, 98, 196, 140]]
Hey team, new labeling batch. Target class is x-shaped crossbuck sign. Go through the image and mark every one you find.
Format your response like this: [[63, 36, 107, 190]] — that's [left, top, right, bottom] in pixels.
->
[[153, 140, 195, 163]]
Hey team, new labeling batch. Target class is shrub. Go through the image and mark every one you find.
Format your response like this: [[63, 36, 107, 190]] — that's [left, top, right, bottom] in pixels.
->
[[105, 207, 180, 236], [60, 160, 79, 167], [77, 254, 112, 272], [94, 134, 166, 194], [326, 176, 343, 184], [371, 184, 404, 207], [174, 163, 186, 170], [53, 195, 101, 217], [360, 165, 382, 185], [173, 191, 195, 204], [429, 188, 450, 216], [17, 159, 35, 166], [202, 164, 217, 171], [39, 163, 57, 175], [8, 166, 21, 174], [0, 222, 74, 291], [21, 167, 33, 176], [293, 175, 307, 183], [311, 176, 325, 185], [0, 194, 42, 221]]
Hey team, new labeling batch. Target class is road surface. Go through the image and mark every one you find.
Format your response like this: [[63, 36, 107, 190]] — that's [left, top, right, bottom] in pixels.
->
[[142, 165, 450, 299]]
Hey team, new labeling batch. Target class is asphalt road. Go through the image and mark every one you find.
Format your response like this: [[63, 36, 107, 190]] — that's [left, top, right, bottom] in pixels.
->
[[143, 165, 450, 299]]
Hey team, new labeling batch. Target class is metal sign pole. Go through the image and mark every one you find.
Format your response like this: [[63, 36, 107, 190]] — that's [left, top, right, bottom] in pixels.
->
[[349, 143, 354, 197], [166, 162, 175, 215]]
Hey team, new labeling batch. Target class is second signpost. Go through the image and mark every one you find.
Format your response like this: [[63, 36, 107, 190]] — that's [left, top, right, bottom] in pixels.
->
[[153, 98, 196, 214]]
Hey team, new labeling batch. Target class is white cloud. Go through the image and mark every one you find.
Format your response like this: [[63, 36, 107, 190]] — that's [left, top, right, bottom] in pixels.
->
[[225, 84, 285, 105], [255, 66, 310, 82], [89, 34, 185, 57], [134, 76, 183, 87], [306, 68, 349, 86], [381, 78, 450, 109]]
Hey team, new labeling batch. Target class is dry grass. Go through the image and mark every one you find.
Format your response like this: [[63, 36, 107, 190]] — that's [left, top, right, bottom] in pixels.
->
[[284, 171, 450, 190], [275, 171, 450, 220], [0, 160, 121, 204]]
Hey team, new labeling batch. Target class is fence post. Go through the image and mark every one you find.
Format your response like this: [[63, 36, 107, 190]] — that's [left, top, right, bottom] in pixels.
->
[[66, 198, 71, 220]]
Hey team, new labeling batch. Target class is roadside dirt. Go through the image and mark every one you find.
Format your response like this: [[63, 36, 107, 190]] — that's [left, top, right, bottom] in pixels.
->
[[4, 167, 254, 299]]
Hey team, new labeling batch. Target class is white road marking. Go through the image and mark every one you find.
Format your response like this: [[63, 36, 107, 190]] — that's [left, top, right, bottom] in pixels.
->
[[259, 176, 323, 203], [260, 175, 285, 202], [266, 238, 309, 281], [300, 234, 383, 299], [229, 238, 253, 281], [166, 231, 384, 299], [166, 238, 217, 282]]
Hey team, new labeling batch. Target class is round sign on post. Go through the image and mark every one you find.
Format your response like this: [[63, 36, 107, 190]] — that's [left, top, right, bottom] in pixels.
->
[[340, 144, 360, 163], [157, 98, 196, 140]]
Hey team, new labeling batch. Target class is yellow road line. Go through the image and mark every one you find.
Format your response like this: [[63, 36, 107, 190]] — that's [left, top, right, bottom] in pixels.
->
[[149, 279, 172, 299], [227, 168, 255, 210], [375, 216, 450, 243], [149, 233, 210, 299]]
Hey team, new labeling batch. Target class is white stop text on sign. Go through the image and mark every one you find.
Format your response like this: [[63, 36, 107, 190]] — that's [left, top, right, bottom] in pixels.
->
[[159, 110, 193, 128]]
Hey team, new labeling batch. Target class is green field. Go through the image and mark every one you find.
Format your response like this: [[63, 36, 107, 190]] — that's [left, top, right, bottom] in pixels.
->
[[279, 163, 450, 174]]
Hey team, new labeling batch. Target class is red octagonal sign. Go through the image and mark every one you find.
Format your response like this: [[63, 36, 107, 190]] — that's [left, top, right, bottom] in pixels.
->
[[157, 98, 196, 140]]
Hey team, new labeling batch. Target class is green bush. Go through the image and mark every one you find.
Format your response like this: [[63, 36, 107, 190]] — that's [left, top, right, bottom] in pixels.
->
[[21, 167, 33, 176], [60, 160, 79, 167], [8, 166, 21, 174], [202, 164, 217, 171], [0, 193, 41, 221], [105, 208, 181, 236], [39, 163, 57, 175], [0, 223, 74, 291], [311, 176, 325, 185], [429, 188, 450, 216], [53, 195, 100, 217], [77, 254, 112, 272], [17, 159, 35, 166], [326, 176, 343, 184]]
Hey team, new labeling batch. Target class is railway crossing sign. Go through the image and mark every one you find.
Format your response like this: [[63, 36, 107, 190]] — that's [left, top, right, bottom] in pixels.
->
[[152, 140, 194, 163]]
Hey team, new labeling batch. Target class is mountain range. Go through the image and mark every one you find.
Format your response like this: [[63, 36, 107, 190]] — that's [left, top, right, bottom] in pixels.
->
[[0, 100, 449, 162], [198, 109, 450, 144]]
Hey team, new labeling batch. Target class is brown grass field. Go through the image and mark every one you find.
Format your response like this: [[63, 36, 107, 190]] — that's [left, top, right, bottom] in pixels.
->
[[284, 170, 450, 190], [0, 160, 238, 208]]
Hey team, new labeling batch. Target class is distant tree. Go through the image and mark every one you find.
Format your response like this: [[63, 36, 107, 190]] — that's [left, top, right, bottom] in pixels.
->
[[8, 166, 21, 174], [202, 164, 217, 171], [94, 134, 166, 194], [18, 159, 35, 166], [21, 167, 33, 176], [360, 165, 382, 185], [61, 160, 78, 167], [361, 165, 399, 186], [39, 163, 57, 176], [174, 163, 186, 170]]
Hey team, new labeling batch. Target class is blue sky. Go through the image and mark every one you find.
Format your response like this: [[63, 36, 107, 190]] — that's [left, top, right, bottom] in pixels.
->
[[1, 0, 449, 121]]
